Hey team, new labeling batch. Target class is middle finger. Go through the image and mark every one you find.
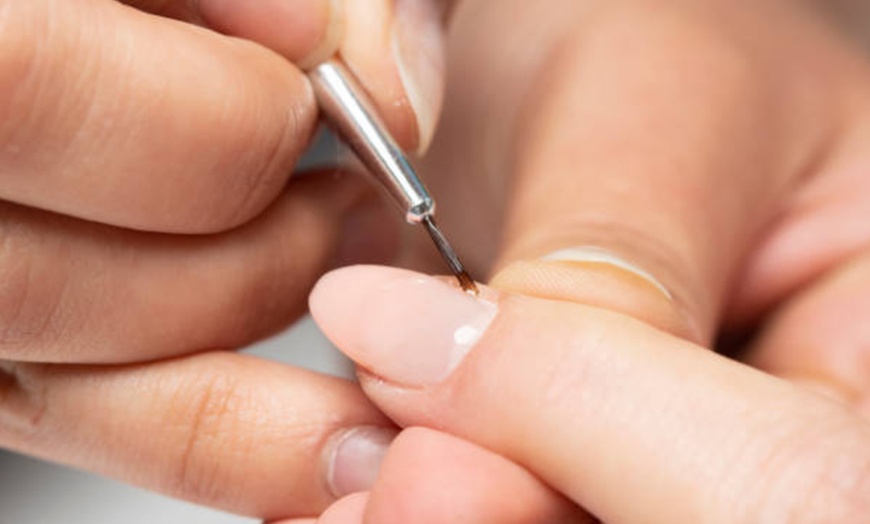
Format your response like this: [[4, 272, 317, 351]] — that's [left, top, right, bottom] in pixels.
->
[[0, 172, 397, 364]]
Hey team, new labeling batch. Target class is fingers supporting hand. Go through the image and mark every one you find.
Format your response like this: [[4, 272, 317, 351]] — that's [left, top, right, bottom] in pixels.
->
[[310, 266, 870, 523], [0, 352, 395, 520], [0, 172, 398, 364], [2, 0, 445, 237]]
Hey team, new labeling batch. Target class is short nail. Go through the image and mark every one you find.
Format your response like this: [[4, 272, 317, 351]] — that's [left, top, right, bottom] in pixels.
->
[[333, 199, 400, 267], [327, 426, 396, 497], [392, 0, 446, 155], [541, 247, 673, 300]]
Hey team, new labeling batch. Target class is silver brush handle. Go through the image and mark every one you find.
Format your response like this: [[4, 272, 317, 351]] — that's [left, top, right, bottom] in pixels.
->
[[308, 59, 435, 223]]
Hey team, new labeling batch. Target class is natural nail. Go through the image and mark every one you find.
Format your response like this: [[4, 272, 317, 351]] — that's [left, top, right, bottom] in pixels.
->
[[327, 426, 396, 497], [392, 0, 446, 154]]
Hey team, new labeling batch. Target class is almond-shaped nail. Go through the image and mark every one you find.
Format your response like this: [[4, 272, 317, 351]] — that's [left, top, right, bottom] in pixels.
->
[[392, 0, 446, 154], [310, 266, 497, 386]]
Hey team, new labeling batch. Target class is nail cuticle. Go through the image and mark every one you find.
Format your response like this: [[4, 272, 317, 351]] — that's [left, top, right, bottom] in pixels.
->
[[540, 246, 673, 301]]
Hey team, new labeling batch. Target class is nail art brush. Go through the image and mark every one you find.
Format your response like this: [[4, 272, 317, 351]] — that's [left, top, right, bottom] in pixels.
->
[[308, 58, 478, 294]]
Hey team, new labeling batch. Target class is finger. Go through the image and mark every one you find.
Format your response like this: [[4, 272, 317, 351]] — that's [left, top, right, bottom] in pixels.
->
[[0, 171, 399, 364], [319, 493, 369, 524], [421, 0, 851, 342], [0, 352, 396, 520], [723, 111, 870, 328], [2, 0, 314, 233], [128, 0, 447, 154], [744, 250, 870, 416], [363, 427, 590, 524], [338, 0, 445, 153], [311, 266, 870, 523], [127, 0, 342, 66]]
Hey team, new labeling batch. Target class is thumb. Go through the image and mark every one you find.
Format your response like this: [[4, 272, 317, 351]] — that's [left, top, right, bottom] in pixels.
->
[[310, 266, 870, 524], [418, 0, 848, 341], [137, 0, 447, 154]]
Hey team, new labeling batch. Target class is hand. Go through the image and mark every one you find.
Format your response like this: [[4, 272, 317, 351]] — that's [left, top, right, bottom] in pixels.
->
[[0, 0, 447, 520], [406, 0, 870, 414], [304, 0, 870, 521], [308, 265, 869, 523]]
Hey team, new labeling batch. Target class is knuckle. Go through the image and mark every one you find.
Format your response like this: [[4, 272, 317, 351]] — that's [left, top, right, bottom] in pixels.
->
[[0, 219, 69, 355], [173, 371, 250, 503], [577, 2, 762, 102], [0, 362, 47, 443], [0, 2, 50, 151], [0, 1, 103, 151], [190, 49, 315, 233]]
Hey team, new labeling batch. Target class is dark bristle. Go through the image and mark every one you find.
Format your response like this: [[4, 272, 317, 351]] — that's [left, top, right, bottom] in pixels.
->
[[456, 270, 480, 296], [421, 216, 479, 295]]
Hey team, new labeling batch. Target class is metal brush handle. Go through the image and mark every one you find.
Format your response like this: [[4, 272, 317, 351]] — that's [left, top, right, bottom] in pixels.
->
[[308, 59, 435, 223]]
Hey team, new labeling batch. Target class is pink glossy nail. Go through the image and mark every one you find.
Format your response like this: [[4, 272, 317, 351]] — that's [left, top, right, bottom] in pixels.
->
[[310, 266, 497, 386]]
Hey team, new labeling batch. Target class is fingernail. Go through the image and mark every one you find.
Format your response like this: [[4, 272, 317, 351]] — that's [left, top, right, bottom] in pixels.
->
[[541, 247, 673, 300], [392, 0, 446, 155], [326, 426, 396, 497], [311, 267, 497, 386], [298, 0, 345, 69], [333, 199, 400, 267]]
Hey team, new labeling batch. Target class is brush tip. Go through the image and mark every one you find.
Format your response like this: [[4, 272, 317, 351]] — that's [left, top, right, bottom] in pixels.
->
[[421, 216, 479, 295]]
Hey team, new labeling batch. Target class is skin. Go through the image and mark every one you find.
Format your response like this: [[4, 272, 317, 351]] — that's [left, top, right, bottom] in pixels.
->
[[3, 0, 870, 522], [0, 0, 444, 519], [305, 0, 870, 522]]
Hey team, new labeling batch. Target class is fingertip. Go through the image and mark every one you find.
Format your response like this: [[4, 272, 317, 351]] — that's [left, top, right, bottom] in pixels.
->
[[317, 492, 369, 524], [310, 266, 498, 387], [365, 427, 589, 524], [198, 0, 343, 66]]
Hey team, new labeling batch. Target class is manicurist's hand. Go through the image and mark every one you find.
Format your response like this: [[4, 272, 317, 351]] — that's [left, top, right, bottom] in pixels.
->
[[0, 0, 447, 520], [301, 0, 870, 521]]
